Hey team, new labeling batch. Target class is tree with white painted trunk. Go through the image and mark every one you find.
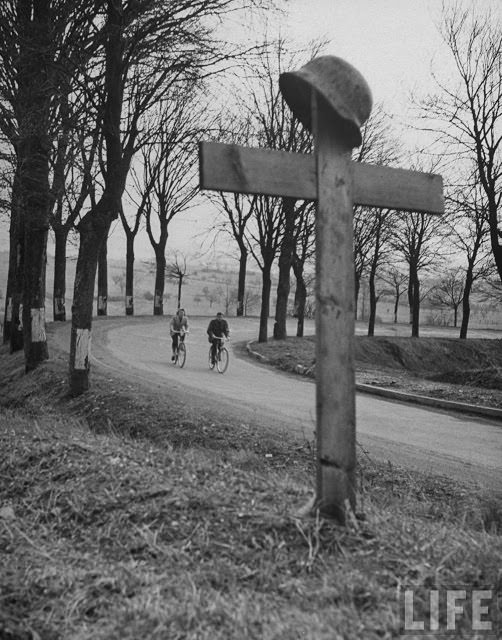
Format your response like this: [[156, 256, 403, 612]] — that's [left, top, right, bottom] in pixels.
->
[[49, 87, 101, 323], [69, 0, 273, 394]]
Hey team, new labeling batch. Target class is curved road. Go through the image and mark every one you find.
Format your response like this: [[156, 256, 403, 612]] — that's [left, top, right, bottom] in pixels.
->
[[86, 316, 501, 492]]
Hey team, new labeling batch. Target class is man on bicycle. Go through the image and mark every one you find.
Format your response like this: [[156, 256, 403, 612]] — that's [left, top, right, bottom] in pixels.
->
[[207, 311, 229, 365], [170, 308, 189, 361]]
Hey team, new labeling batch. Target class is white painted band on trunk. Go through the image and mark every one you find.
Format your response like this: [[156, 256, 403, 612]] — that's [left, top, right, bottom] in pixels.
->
[[75, 329, 91, 370], [126, 296, 133, 308], [6, 297, 12, 322], [98, 296, 106, 311], [31, 308, 46, 342]]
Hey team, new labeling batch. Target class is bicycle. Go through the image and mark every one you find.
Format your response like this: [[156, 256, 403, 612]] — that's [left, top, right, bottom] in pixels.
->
[[172, 330, 188, 368], [208, 336, 229, 374]]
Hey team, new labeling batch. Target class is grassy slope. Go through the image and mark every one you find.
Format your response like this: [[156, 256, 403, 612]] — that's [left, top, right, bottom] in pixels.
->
[[1, 342, 501, 639], [249, 334, 502, 375]]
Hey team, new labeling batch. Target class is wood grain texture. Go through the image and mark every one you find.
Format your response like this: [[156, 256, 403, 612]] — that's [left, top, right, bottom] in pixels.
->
[[199, 141, 444, 214], [313, 93, 356, 520]]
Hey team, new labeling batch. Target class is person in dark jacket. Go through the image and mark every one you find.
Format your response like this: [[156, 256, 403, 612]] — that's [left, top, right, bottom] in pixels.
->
[[207, 312, 229, 364]]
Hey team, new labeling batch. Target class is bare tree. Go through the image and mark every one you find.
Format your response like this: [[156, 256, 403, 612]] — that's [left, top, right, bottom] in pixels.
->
[[141, 91, 202, 315], [428, 267, 464, 327], [247, 195, 283, 342], [49, 85, 101, 321], [166, 254, 189, 310], [243, 288, 260, 316], [0, 0, 105, 362], [353, 104, 401, 317], [291, 202, 315, 337], [249, 40, 317, 341], [421, 6, 502, 286], [69, 0, 275, 394], [209, 189, 256, 316], [392, 206, 446, 337], [202, 285, 221, 309], [446, 178, 495, 337], [380, 266, 407, 324], [118, 198, 142, 315], [366, 208, 397, 336]]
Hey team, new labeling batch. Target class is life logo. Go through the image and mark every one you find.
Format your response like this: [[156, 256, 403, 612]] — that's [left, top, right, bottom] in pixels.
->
[[399, 587, 500, 637]]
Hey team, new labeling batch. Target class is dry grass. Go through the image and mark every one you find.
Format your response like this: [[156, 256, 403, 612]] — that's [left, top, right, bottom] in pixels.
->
[[251, 335, 502, 409], [1, 342, 501, 639]]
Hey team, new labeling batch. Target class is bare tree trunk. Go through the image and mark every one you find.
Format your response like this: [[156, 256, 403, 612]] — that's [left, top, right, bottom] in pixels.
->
[[367, 264, 377, 337], [17, 0, 51, 370], [70, 213, 111, 394], [411, 269, 420, 337], [258, 265, 272, 343], [125, 232, 134, 315], [408, 272, 413, 325], [4, 171, 21, 345], [459, 268, 473, 339], [97, 238, 108, 316], [53, 226, 68, 321], [393, 291, 400, 324], [274, 198, 296, 340], [68, 0, 130, 395], [354, 271, 361, 319], [236, 248, 247, 316], [22, 214, 49, 370], [10, 220, 24, 353], [3, 235, 15, 343], [177, 276, 182, 309], [153, 250, 166, 316], [292, 254, 306, 338]]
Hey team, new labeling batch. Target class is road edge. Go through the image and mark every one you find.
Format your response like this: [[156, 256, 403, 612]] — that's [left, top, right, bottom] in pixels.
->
[[245, 341, 502, 422]]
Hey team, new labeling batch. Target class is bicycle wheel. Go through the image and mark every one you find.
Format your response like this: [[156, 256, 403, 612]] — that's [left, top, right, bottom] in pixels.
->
[[208, 347, 215, 370], [177, 342, 186, 368], [217, 347, 229, 373]]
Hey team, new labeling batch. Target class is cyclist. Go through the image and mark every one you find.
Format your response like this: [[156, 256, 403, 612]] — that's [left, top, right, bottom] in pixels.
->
[[207, 311, 229, 365], [169, 308, 189, 361]]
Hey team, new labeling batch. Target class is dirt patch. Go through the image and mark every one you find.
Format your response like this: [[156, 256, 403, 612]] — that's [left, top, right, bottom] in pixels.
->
[[429, 366, 502, 390]]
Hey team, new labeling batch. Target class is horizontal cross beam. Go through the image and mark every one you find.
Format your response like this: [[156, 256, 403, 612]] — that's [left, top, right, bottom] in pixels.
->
[[199, 141, 444, 215]]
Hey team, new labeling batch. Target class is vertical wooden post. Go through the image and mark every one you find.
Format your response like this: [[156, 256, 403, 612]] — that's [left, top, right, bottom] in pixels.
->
[[312, 92, 357, 522]]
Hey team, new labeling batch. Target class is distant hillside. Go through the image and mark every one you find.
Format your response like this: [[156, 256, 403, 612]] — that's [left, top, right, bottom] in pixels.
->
[[2, 249, 502, 328], [0, 250, 268, 318]]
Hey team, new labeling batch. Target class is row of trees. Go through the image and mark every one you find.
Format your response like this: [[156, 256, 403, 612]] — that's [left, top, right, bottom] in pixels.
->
[[206, 5, 502, 343], [0, 0, 276, 394], [1, 3, 501, 395]]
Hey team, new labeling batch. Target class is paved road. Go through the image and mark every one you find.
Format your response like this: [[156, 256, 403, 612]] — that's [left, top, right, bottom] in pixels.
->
[[87, 316, 502, 492]]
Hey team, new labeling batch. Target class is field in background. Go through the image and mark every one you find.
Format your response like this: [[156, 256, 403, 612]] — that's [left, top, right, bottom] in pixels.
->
[[2, 249, 502, 330]]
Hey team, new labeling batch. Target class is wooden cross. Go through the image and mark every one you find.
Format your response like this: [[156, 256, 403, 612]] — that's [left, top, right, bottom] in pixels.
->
[[198, 56, 444, 523]]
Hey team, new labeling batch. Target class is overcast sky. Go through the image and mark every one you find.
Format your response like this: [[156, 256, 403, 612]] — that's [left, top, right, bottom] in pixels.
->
[[142, 0, 463, 262], [1, 0, 500, 264]]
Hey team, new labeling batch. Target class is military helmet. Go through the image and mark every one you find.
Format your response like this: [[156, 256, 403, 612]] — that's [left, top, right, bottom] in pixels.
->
[[279, 55, 372, 147]]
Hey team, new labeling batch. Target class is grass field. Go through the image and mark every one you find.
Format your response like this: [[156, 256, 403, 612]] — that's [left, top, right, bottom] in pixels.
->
[[1, 337, 501, 639]]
